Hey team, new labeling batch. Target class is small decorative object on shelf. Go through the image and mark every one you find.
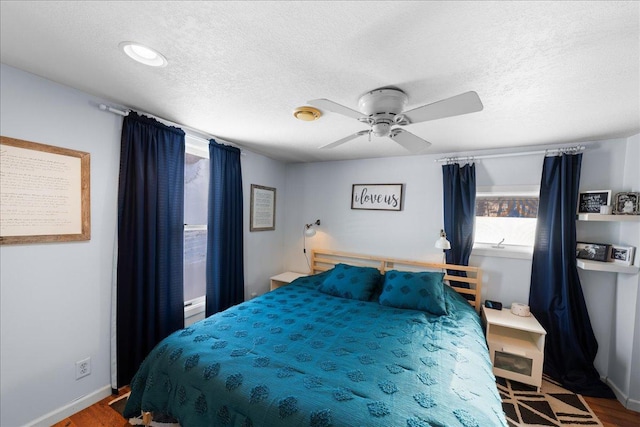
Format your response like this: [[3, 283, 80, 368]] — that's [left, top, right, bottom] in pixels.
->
[[613, 192, 640, 215], [577, 190, 611, 214], [610, 245, 636, 266], [599, 205, 613, 215], [576, 242, 610, 262]]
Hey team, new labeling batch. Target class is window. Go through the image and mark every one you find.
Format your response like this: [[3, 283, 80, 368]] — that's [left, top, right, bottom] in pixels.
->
[[474, 186, 539, 253], [184, 138, 209, 304]]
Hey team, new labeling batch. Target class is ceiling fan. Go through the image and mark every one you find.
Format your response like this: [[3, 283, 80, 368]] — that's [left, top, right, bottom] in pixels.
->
[[308, 88, 483, 153]]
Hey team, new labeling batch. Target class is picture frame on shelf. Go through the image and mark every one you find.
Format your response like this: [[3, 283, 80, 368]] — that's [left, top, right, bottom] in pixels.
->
[[576, 242, 610, 262], [610, 245, 636, 266], [577, 190, 611, 214], [613, 192, 640, 215]]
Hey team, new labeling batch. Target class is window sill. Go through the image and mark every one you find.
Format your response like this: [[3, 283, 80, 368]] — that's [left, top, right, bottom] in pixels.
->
[[472, 244, 533, 260]]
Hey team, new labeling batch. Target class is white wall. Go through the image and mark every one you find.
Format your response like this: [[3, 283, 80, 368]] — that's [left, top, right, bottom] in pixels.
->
[[627, 133, 640, 410], [613, 134, 640, 409], [242, 152, 287, 299], [1, 64, 120, 427], [282, 136, 639, 409], [283, 155, 446, 273], [0, 64, 287, 426]]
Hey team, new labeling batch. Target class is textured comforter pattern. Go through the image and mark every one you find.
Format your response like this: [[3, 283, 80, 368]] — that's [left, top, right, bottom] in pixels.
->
[[124, 275, 507, 427]]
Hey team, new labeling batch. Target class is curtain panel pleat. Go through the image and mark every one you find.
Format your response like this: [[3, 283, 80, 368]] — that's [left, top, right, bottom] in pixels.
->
[[115, 112, 185, 387], [442, 163, 476, 289], [529, 153, 613, 397], [206, 141, 244, 316]]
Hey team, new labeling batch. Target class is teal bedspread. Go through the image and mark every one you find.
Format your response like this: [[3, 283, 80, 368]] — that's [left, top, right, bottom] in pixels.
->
[[124, 275, 507, 426]]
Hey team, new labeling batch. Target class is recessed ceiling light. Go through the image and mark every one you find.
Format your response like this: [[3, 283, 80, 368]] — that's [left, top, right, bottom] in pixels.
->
[[294, 106, 322, 121], [119, 42, 168, 67]]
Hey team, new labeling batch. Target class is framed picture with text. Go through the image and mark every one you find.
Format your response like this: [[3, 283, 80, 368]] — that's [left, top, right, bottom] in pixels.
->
[[250, 184, 276, 231], [0, 136, 91, 245], [351, 184, 403, 211], [577, 190, 611, 214]]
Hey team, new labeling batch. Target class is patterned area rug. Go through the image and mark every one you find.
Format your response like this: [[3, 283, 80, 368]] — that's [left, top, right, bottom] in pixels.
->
[[498, 375, 603, 426]]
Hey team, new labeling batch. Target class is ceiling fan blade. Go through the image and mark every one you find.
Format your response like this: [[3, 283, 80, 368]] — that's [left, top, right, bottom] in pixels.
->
[[308, 98, 364, 120], [388, 129, 431, 153], [319, 130, 368, 149], [401, 91, 483, 124]]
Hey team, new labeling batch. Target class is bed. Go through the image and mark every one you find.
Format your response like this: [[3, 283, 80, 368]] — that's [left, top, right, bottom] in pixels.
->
[[123, 249, 507, 426]]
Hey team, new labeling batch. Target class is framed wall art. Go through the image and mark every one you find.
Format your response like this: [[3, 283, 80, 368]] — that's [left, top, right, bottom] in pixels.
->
[[577, 190, 611, 214], [0, 136, 90, 245], [613, 192, 639, 215], [610, 245, 636, 266], [351, 184, 403, 211], [250, 184, 276, 231]]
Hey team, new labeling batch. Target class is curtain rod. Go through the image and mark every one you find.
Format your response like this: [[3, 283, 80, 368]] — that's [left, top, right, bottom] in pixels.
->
[[434, 145, 585, 163], [98, 103, 245, 153]]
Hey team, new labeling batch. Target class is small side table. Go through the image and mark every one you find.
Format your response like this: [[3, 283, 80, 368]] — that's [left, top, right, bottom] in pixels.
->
[[270, 271, 307, 291], [482, 306, 547, 391]]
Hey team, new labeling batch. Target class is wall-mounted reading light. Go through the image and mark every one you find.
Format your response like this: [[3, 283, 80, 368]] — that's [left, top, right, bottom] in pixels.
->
[[434, 229, 451, 264], [304, 219, 321, 237], [434, 229, 451, 250]]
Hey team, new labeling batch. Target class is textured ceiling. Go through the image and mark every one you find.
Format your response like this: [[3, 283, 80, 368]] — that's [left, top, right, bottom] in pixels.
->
[[1, 1, 638, 163]]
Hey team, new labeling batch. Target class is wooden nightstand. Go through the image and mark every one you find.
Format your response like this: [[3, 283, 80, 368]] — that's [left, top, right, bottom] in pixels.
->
[[269, 271, 307, 291], [482, 306, 547, 391]]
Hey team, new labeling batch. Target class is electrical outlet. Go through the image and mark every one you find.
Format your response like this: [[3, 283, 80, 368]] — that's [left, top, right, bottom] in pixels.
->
[[76, 357, 91, 380]]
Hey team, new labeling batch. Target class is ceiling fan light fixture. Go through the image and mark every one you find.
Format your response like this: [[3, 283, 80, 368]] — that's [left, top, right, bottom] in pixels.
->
[[119, 42, 168, 67], [294, 106, 322, 121], [372, 122, 391, 137]]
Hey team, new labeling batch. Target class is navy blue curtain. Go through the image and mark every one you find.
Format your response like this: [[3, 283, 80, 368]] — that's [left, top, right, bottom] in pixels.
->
[[206, 141, 244, 316], [442, 163, 476, 291], [529, 154, 613, 397], [116, 113, 185, 387]]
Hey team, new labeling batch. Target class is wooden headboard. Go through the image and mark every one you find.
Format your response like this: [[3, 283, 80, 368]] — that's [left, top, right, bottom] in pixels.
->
[[311, 249, 483, 313]]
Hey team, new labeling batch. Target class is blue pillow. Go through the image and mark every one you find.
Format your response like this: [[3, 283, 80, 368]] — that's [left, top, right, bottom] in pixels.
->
[[318, 263, 382, 301], [379, 270, 447, 315]]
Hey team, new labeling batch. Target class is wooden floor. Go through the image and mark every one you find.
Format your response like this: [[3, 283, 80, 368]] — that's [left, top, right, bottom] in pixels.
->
[[584, 395, 640, 427], [53, 387, 640, 427], [52, 387, 133, 427]]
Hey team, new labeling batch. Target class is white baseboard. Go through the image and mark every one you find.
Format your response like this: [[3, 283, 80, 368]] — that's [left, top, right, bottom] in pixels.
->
[[627, 397, 640, 413], [604, 376, 640, 413], [23, 385, 112, 427], [605, 376, 628, 407]]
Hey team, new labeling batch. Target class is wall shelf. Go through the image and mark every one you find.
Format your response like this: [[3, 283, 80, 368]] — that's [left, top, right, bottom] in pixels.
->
[[577, 213, 640, 222], [577, 259, 639, 274], [576, 213, 638, 274]]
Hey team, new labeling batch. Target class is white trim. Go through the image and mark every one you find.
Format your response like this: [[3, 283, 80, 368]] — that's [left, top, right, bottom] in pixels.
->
[[627, 397, 640, 413], [184, 295, 206, 327], [184, 224, 207, 231], [23, 385, 112, 427], [185, 135, 209, 158], [472, 244, 533, 260], [477, 185, 540, 197], [604, 376, 640, 412], [605, 377, 629, 409]]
